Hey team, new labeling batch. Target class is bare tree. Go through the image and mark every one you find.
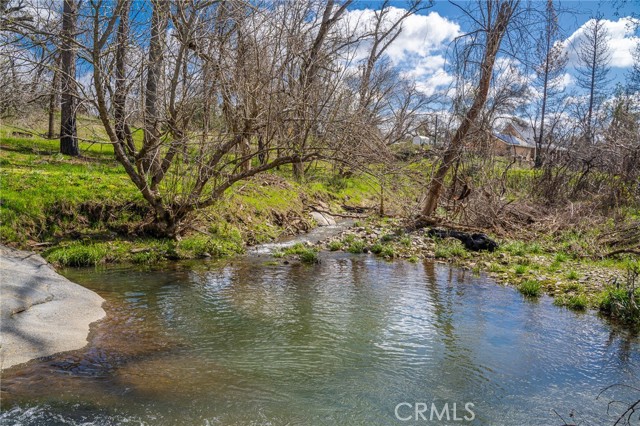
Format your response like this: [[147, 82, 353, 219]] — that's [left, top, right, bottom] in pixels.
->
[[47, 52, 60, 139], [629, 40, 640, 93], [532, 0, 567, 166], [290, 0, 353, 181], [574, 16, 611, 144], [86, 0, 365, 236], [421, 0, 518, 218]]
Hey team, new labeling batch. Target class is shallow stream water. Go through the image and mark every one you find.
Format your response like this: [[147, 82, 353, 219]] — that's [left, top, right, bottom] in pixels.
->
[[1, 231, 639, 425]]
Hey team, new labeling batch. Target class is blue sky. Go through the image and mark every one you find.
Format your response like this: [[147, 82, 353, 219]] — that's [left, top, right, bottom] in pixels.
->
[[345, 1, 639, 97]]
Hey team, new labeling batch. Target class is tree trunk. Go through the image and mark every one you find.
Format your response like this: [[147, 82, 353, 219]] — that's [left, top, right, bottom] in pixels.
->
[[240, 137, 251, 173], [114, 0, 135, 156], [47, 53, 60, 139], [142, 0, 168, 176], [536, 32, 551, 168], [292, 158, 304, 181], [257, 134, 267, 165], [421, 1, 514, 217], [59, 0, 78, 156], [586, 41, 597, 144]]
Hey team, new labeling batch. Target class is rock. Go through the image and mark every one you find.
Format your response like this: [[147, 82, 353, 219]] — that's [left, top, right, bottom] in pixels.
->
[[130, 247, 151, 254], [0, 246, 106, 370], [427, 228, 499, 252], [310, 211, 336, 226]]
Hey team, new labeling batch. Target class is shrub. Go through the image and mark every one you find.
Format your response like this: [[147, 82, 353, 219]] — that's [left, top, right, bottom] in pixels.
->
[[518, 280, 541, 297]]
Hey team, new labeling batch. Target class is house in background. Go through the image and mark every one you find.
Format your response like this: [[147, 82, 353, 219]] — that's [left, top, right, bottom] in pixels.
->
[[502, 120, 537, 147], [490, 132, 536, 161], [488, 120, 537, 161]]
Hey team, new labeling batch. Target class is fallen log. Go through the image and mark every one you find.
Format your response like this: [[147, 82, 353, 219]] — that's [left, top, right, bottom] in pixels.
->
[[311, 207, 367, 219], [603, 247, 640, 258]]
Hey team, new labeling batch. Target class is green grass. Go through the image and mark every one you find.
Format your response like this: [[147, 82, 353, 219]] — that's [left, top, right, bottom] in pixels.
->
[[514, 264, 528, 275], [380, 245, 396, 259], [518, 280, 542, 297], [347, 239, 366, 254], [554, 252, 568, 263], [434, 239, 467, 259], [299, 250, 319, 264], [370, 243, 384, 254], [380, 233, 394, 243], [45, 242, 109, 267], [1, 123, 383, 264], [562, 281, 583, 292], [566, 270, 579, 280], [554, 293, 588, 310], [328, 240, 343, 251], [598, 285, 640, 324], [177, 234, 244, 258], [488, 262, 503, 273], [275, 243, 319, 263], [0, 131, 140, 244]]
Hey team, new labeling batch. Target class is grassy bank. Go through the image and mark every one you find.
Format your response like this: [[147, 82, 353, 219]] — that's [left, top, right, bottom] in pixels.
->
[[0, 123, 381, 266], [2, 118, 638, 326]]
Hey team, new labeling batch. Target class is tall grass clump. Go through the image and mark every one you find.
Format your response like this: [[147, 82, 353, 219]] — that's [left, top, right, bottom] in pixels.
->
[[276, 243, 319, 264], [598, 263, 640, 325], [518, 280, 541, 297], [45, 242, 109, 266]]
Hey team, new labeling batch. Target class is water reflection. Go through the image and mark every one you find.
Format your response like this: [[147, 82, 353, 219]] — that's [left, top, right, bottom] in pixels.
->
[[1, 254, 639, 425]]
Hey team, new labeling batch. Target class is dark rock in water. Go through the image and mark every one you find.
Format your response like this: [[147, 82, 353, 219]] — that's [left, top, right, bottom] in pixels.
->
[[427, 228, 498, 252]]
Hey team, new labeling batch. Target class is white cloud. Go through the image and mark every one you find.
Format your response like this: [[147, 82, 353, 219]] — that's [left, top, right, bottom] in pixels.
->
[[415, 69, 455, 96], [400, 55, 446, 79], [555, 72, 574, 91], [563, 16, 640, 68], [344, 8, 460, 96]]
